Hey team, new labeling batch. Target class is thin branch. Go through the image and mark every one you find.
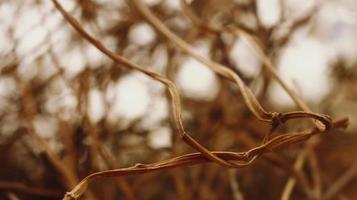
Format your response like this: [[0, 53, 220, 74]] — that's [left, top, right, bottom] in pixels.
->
[[52, 0, 335, 172], [131, 0, 332, 132], [176, 2, 338, 198], [228, 169, 244, 200], [62, 118, 348, 200], [50, 1, 350, 200], [323, 161, 357, 200], [51, 0, 241, 169]]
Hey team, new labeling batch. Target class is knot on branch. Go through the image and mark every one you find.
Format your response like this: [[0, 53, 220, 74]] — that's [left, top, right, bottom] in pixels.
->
[[270, 112, 285, 128]]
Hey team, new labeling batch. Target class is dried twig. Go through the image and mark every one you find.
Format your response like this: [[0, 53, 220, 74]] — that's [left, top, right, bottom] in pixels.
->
[[177, 2, 335, 198], [48, 1, 350, 199], [62, 117, 348, 200], [323, 161, 357, 200]]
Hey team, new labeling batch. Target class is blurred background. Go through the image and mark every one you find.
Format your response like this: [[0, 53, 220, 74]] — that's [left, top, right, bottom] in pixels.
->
[[0, 0, 356, 199]]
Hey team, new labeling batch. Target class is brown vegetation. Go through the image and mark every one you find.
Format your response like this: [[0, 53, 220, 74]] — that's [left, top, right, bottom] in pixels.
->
[[0, 0, 356, 200]]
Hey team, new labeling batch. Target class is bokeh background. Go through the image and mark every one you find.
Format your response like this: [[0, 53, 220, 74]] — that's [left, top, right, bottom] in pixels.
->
[[0, 0, 356, 199]]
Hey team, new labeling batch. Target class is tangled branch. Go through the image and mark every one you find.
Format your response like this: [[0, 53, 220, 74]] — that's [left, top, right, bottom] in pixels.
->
[[48, 0, 350, 199]]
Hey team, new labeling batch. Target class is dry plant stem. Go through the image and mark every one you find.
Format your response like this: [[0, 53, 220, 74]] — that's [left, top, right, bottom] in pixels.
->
[[323, 161, 357, 200], [178, 2, 332, 197], [50, 0, 241, 168], [281, 151, 306, 200], [23, 123, 99, 200], [224, 16, 329, 200], [84, 119, 102, 170], [228, 169, 244, 200], [132, 3, 337, 198], [131, 0, 270, 123], [6, 193, 20, 200], [0, 180, 62, 198], [52, 0, 284, 169], [97, 135, 135, 200], [24, 122, 78, 189], [171, 169, 191, 200], [264, 155, 311, 195], [225, 27, 325, 129], [85, 120, 135, 200], [307, 147, 322, 199], [280, 141, 319, 199], [20, 73, 96, 199], [57, 120, 78, 177], [130, 0, 332, 131], [63, 118, 348, 200], [234, 130, 311, 193], [179, 0, 325, 131], [281, 137, 322, 200], [18, 62, 80, 190], [51, 0, 348, 199]]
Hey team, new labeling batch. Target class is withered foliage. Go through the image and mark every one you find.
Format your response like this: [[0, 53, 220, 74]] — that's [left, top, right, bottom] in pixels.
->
[[0, 1, 356, 200]]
